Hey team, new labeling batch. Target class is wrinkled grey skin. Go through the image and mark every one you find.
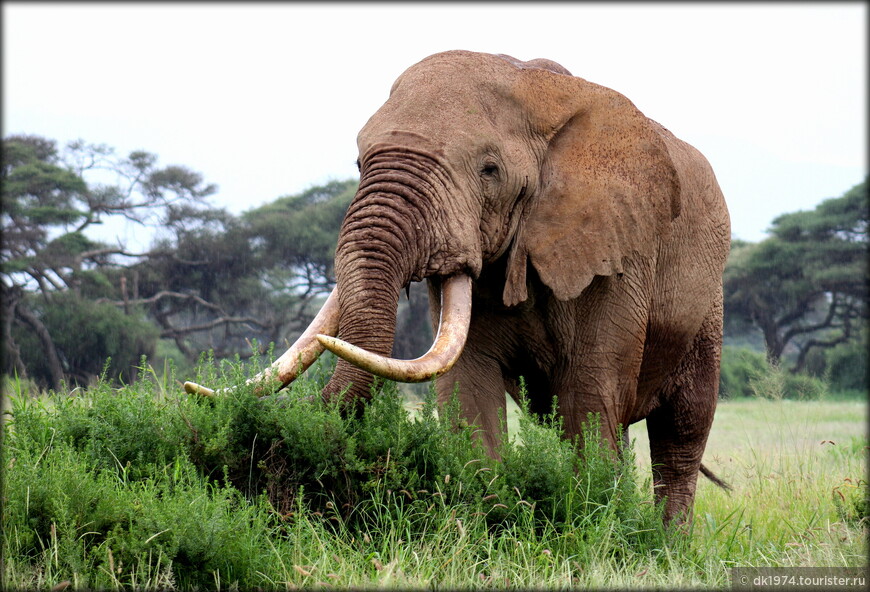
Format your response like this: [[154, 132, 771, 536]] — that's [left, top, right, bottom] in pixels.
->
[[321, 51, 730, 522]]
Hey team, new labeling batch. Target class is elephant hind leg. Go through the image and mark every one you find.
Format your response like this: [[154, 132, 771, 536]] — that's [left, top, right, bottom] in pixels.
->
[[646, 306, 723, 523]]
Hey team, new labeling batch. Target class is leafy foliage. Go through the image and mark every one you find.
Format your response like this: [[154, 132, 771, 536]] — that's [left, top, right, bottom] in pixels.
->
[[719, 346, 769, 399], [724, 180, 868, 379], [13, 294, 159, 385], [719, 345, 838, 400], [243, 179, 356, 294], [3, 361, 670, 589]]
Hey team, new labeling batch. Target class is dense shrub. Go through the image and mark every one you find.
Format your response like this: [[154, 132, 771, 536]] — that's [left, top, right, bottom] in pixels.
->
[[13, 293, 159, 387], [748, 362, 830, 400], [720, 345, 841, 400], [2, 361, 669, 589], [823, 336, 869, 393], [719, 346, 768, 399]]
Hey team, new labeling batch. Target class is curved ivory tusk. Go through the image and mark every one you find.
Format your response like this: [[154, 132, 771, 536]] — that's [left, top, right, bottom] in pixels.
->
[[184, 289, 340, 397], [183, 381, 217, 397], [317, 274, 472, 383]]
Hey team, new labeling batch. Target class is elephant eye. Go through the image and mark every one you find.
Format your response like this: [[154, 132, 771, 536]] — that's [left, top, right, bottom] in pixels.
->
[[355, 159, 361, 171], [480, 164, 499, 177]]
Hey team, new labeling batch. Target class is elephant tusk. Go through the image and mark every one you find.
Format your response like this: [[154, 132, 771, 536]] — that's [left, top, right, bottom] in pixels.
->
[[317, 274, 472, 383], [183, 381, 217, 397], [183, 289, 340, 397]]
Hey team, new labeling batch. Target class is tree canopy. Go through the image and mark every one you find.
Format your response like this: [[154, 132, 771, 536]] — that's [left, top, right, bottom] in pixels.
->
[[3, 135, 221, 387], [724, 180, 868, 374]]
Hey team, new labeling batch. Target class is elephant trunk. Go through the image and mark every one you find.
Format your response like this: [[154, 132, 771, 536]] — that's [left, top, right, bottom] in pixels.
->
[[184, 150, 473, 401], [322, 244, 406, 403], [321, 150, 478, 402], [321, 164, 434, 403]]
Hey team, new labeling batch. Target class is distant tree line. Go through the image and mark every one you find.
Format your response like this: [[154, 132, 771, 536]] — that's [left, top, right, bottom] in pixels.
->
[[2, 134, 866, 393], [723, 181, 867, 392]]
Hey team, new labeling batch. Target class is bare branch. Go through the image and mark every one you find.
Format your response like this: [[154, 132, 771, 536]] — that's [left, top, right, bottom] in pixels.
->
[[97, 290, 226, 314], [27, 267, 66, 294], [160, 316, 269, 338], [781, 293, 842, 345]]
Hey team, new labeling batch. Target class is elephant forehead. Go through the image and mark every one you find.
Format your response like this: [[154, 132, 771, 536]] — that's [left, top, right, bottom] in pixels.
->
[[359, 94, 506, 160], [360, 80, 533, 157], [385, 54, 525, 118]]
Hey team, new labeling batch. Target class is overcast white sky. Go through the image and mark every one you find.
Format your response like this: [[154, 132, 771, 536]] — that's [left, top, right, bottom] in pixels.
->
[[3, 2, 866, 245]]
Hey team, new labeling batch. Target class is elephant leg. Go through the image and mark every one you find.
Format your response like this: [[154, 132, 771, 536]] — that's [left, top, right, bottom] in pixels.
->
[[545, 267, 652, 453], [436, 348, 507, 457], [552, 336, 646, 452], [428, 278, 510, 455], [554, 371, 624, 451], [646, 307, 722, 523]]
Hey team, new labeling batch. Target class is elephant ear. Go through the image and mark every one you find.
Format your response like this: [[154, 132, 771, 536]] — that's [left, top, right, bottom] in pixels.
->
[[503, 72, 682, 306]]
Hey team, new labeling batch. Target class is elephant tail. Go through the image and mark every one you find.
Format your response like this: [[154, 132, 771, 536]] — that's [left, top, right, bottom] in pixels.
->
[[699, 463, 732, 491]]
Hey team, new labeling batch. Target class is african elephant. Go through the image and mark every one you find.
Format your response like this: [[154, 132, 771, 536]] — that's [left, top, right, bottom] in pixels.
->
[[185, 50, 731, 522]]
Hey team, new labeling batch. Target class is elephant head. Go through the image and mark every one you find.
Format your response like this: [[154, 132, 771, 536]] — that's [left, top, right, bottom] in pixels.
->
[[184, 50, 682, 402]]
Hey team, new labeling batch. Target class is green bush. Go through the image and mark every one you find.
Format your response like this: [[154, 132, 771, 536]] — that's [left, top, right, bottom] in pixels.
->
[[2, 357, 670, 589], [748, 362, 830, 400], [781, 371, 830, 400], [824, 336, 869, 393], [13, 292, 159, 387], [719, 346, 768, 399], [3, 438, 280, 590], [720, 346, 836, 400]]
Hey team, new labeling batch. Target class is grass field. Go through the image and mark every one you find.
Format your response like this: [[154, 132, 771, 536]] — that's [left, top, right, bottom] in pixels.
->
[[635, 398, 867, 572], [499, 394, 868, 582], [2, 369, 867, 590]]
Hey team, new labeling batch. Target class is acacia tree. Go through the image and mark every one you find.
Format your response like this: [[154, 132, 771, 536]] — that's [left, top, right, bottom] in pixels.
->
[[724, 180, 868, 373], [1, 135, 223, 387]]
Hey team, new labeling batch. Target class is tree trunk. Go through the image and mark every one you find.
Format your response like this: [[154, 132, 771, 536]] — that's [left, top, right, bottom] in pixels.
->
[[1, 284, 28, 379], [15, 304, 65, 390], [758, 316, 784, 366]]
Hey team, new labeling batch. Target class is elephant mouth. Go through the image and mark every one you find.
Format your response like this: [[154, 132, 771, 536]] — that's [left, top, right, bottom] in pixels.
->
[[183, 273, 472, 397]]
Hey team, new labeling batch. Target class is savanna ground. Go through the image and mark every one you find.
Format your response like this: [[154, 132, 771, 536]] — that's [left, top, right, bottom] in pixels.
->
[[1, 356, 867, 590]]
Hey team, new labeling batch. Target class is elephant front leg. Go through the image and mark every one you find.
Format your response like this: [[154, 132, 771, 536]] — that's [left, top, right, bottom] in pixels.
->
[[553, 367, 626, 451], [436, 348, 508, 457]]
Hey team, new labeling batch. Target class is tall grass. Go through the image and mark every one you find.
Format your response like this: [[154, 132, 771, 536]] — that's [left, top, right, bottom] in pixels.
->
[[2, 357, 866, 590], [630, 393, 868, 578]]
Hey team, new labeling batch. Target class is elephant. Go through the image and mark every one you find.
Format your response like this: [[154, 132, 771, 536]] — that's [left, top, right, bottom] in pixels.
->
[[185, 50, 731, 522]]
